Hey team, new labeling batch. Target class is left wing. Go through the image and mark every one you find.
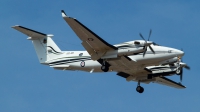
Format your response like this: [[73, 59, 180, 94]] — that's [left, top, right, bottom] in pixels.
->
[[61, 10, 117, 60]]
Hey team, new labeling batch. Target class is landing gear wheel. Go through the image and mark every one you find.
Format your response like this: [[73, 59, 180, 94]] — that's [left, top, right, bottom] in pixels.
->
[[176, 67, 182, 75], [101, 65, 109, 72], [136, 86, 144, 93]]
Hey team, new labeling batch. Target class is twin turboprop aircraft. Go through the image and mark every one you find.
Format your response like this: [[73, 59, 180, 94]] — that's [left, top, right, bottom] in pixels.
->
[[12, 10, 190, 93]]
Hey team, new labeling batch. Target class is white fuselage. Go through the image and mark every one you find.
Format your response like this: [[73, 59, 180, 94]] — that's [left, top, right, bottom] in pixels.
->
[[48, 42, 184, 73]]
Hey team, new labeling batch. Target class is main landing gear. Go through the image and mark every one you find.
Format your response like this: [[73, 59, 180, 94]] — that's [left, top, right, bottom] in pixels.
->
[[136, 81, 144, 93], [101, 65, 109, 72], [101, 60, 109, 72]]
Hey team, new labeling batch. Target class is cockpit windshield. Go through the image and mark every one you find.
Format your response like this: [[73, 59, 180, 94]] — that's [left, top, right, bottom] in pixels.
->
[[152, 42, 159, 46]]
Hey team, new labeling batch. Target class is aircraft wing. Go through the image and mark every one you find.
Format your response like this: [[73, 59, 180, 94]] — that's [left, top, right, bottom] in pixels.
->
[[154, 77, 186, 89], [117, 70, 186, 89], [109, 56, 138, 75], [61, 10, 117, 60]]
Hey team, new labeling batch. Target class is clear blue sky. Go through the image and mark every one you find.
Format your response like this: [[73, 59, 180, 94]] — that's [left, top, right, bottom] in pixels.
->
[[1, 0, 200, 112]]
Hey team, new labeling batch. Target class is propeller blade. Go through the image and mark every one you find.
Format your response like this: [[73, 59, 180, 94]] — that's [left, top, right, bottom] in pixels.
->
[[180, 73, 183, 82], [139, 33, 146, 41], [180, 68, 183, 82], [143, 46, 147, 57], [149, 45, 155, 54], [139, 30, 155, 57], [185, 65, 190, 70], [180, 56, 190, 70], [148, 29, 152, 41]]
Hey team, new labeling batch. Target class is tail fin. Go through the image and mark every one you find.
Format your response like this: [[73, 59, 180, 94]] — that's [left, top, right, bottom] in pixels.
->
[[12, 25, 62, 64]]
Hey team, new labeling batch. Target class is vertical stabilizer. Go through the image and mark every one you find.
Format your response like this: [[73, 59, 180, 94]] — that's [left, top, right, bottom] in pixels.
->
[[12, 25, 62, 64]]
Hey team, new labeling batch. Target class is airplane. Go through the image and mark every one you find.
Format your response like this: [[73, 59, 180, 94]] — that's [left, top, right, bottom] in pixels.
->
[[12, 10, 190, 93]]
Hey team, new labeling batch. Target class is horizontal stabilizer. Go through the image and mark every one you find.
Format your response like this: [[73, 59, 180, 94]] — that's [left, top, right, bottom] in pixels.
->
[[12, 25, 51, 39]]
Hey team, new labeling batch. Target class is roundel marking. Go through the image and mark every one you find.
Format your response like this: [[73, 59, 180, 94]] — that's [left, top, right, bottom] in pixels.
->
[[80, 61, 85, 67]]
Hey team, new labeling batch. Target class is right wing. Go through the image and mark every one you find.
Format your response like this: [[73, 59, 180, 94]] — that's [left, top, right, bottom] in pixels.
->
[[61, 10, 117, 60], [117, 72, 186, 89], [154, 77, 186, 89]]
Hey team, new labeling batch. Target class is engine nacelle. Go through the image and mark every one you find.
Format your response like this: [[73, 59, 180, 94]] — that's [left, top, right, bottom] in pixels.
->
[[145, 65, 177, 79], [101, 47, 144, 59], [159, 57, 178, 65], [117, 47, 144, 56]]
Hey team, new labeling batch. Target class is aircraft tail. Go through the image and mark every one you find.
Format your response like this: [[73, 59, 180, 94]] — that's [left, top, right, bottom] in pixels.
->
[[12, 25, 62, 64]]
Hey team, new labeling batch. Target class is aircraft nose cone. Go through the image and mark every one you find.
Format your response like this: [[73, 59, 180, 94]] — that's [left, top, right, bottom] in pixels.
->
[[174, 49, 184, 57]]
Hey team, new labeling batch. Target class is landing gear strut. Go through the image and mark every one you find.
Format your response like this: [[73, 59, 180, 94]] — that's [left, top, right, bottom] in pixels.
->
[[136, 81, 144, 93], [101, 60, 109, 72]]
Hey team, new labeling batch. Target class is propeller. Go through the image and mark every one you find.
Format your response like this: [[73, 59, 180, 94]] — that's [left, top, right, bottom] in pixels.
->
[[139, 29, 155, 57], [177, 56, 190, 82], [179, 67, 183, 82]]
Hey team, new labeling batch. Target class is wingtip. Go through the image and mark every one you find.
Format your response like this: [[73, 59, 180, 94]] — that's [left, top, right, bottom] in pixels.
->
[[11, 25, 20, 28], [61, 10, 67, 17]]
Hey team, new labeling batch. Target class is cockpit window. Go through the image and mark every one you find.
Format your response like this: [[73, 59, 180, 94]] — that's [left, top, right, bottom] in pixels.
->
[[153, 42, 159, 46], [43, 38, 47, 44]]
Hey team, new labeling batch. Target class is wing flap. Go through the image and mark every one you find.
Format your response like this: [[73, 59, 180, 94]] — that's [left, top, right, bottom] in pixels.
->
[[81, 41, 95, 56], [155, 77, 186, 89], [81, 41, 104, 60], [108, 56, 137, 75]]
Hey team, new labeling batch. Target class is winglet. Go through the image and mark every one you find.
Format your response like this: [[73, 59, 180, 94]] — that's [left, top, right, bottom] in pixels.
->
[[61, 10, 68, 18]]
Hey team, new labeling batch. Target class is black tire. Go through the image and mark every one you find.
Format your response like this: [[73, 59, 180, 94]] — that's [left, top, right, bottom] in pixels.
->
[[136, 86, 144, 93], [101, 65, 109, 72], [176, 68, 182, 75]]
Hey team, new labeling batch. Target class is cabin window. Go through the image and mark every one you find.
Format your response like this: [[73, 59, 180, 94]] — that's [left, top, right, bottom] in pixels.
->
[[43, 38, 47, 44], [48, 49, 52, 53], [79, 53, 83, 56]]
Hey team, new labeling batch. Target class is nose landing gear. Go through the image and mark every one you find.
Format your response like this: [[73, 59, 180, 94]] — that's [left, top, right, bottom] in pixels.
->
[[136, 81, 144, 93]]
